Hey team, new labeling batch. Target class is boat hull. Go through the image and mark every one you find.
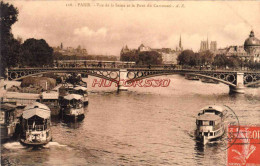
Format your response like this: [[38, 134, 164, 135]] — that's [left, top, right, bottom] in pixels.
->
[[1, 125, 16, 141], [63, 114, 85, 122], [20, 138, 51, 146], [195, 126, 225, 144], [20, 130, 52, 146], [83, 101, 88, 106]]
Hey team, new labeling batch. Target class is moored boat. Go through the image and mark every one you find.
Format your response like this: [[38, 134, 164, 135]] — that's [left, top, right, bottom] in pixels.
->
[[185, 74, 199, 80], [20, 102, 52, 146], [38, 91, 60, 116], [201, 78, 219, 84], [0, 104, 18, 141], [72, 86, 88, 106], [60, 94, 85, 121], [195, 105, 227, 144]]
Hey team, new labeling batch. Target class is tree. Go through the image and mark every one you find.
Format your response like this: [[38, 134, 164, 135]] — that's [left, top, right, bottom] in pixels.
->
[[199, 50, 214, 65], [189, 53, 201, 66], [137, 51, 162, 65], [177, 50, 194, 66], [21, 38, 54, 67], [227, 55, 241, 69], [0, 1, 19, 76], [120, 50, 139, 62], [213, 54, 228, 68]]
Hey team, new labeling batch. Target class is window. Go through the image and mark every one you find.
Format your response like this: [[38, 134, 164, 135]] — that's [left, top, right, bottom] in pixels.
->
[[197, 120, 202, 125], [210, 132, 213, 136], [209, 121, 214, 126], [203, 121, 209, 126], [0, 112, 5, 124]]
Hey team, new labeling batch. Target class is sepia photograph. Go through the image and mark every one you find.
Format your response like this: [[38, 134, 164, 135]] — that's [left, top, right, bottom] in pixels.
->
[[0, 0, 260, 165]]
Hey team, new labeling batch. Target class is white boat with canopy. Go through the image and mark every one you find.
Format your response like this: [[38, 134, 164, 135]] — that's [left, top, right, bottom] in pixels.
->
[[72, 86, 88, 106], [20, 102, 52, 145], [60, 94, 85, 121], [195, 105, 227, 144]]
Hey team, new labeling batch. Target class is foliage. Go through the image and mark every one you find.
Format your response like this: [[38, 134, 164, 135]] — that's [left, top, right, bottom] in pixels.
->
[[227, 55, 242, 69], [177, 50, 195, 66], [137, 51, 162, 65], [0, 1, 56, 76], [0, 1, 19, 76], [20, 38, 54, 67], [0, 1, 18, 38], [120, 50, 138, 62], [199, 50, 214, 65], [213, 54, 228, 67], [54, 52, 118, 61], [120, 50, 162, 65]]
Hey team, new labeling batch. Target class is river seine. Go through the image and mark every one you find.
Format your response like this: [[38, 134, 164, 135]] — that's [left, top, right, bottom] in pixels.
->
[[1, 75, 260, 165]]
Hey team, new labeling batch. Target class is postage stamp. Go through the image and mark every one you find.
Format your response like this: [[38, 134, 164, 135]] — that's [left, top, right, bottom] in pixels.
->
[[227, 125, 260, 166]]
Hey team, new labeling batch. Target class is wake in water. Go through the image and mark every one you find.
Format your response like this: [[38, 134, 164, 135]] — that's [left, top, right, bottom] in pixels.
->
[[2, 141, 68, 150], [3, 142, 25, 150], [43, 142, 67, 148]]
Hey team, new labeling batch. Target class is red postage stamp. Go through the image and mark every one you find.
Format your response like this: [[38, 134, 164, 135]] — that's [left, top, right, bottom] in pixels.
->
[[228, 125, 260, 166]]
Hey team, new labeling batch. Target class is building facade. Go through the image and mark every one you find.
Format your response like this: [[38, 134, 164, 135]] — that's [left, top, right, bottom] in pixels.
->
[[200, 40, 209, 52], [244, 30, 260, 62], [210, 41, 217, 52]]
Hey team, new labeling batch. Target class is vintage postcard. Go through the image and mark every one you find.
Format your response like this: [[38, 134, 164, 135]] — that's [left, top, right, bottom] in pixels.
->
[[0, 0, 260, 165]]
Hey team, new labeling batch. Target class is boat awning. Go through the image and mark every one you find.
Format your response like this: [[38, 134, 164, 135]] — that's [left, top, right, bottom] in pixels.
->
[[200, 105, 226, 113], [23, 108, 51, 119], [74, 86, 87, 91], [24, 102, 50, 112], [63, 94, 83, 100], [41, 91, 59, 99], [0, 103, 17, 112], [6, 92, 40, 99], [197, 114, 220, 121]]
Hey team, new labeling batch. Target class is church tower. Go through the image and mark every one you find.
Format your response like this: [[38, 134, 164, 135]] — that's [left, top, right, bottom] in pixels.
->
[[176, 35, 183, 51], [179, 35, 183, 51]]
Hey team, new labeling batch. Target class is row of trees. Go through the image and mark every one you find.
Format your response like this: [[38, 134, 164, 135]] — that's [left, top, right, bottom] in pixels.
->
[[177, 49, 260, 69], [0, 1, 119, 77], [53, 52, 118, 61], [0, 2, 54, 76], [120, 50, 162, 65]]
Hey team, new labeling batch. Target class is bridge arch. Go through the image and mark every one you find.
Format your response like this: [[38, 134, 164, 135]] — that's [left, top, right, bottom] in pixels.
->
[[245, 80, 260, 87], [9, 70, 120, 84], [126, 72, 237, 87]]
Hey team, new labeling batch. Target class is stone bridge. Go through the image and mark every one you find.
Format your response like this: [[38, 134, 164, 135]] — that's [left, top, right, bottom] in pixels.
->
[[6, 67, 260, 93]]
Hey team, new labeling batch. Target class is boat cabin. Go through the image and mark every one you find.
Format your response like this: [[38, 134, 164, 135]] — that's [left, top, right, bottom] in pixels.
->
[[72, 86, 88, 96], [20, 102, 51, 145], [60, 94, 85, 120], [60, 94, 83, 109], [0, 104, 18, 140], [196, 106, 227, 138], [38, 91, 60, 116]]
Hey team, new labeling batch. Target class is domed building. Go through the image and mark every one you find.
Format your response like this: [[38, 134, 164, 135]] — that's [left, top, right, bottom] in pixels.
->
[[244, 30, 260, 62]]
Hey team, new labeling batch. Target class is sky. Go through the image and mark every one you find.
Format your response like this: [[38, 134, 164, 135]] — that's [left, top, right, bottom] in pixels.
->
[[8, 1, 260, 56]]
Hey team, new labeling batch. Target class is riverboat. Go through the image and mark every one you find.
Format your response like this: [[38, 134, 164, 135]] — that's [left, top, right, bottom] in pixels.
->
[[195, 105, 227, 144], [20, 102, 52, 146], [38, 91, 60, 116], [185, 74, 199, 80], [201, 78, 219, 84], [72, 86, 88, 106], [60, 94, 85, 121], [0, 104, 18, 141], [3, 92, 40, 107]]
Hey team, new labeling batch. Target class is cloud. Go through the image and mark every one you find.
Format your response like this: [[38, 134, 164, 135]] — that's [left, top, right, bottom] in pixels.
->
[[74, 27, 107, 37], [9, 1, 260, 55]]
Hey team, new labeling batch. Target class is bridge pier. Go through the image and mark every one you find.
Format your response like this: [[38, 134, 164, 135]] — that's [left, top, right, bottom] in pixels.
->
[[117, 69, 128, 92], [229, 72, 245, 94]]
